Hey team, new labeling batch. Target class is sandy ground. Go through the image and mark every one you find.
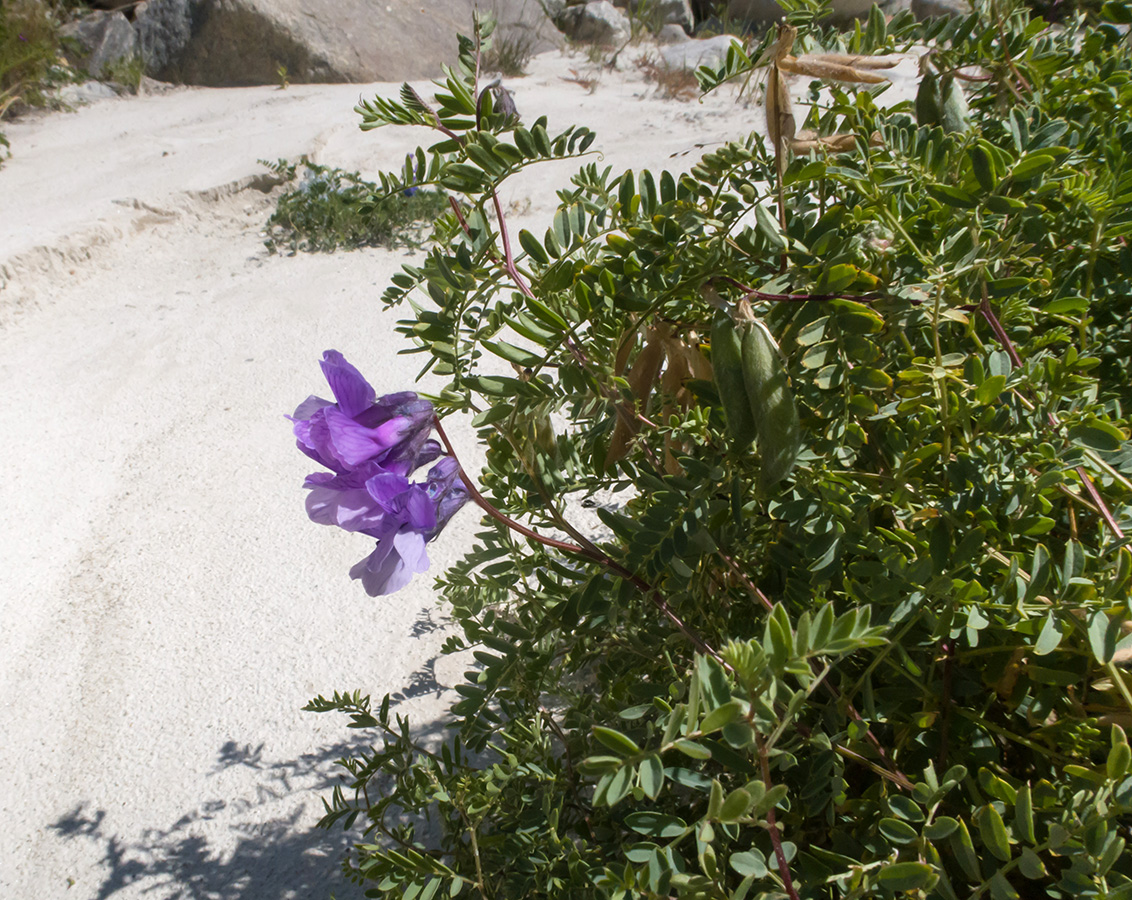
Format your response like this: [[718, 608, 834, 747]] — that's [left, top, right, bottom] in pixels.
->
[[0, 45, 916, 899]]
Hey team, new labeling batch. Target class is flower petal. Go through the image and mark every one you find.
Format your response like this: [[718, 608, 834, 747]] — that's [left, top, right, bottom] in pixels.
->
[[349, 530, 429, 596], [320, 351, 376, 419], [365, 471, 412, 510]]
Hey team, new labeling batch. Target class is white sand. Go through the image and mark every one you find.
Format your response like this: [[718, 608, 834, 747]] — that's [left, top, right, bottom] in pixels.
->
[[0, 46, 915, 899]]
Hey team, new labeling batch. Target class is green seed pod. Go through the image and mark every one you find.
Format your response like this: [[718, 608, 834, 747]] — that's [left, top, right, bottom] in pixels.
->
[[941, 75, 971, 135], [969, 141, 997, 193], [741, 318, 801, 489], [711, 309, 757, 449], [915, 70, 942, 128]]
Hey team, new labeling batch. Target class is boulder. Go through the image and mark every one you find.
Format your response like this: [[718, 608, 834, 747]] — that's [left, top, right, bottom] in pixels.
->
[[727, 0, 878, 25], [134, 0, 561, 86], [133, 0, 198, 77], [659, 33, 741, 70], [555, 1, 632, 45], [61, 10, 139, 78], [611, 0, 694, 33], [656, 22, 690, 43], [911, 0, 971, 17]]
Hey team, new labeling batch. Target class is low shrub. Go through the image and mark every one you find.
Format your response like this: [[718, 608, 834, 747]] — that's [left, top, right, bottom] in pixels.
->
[[261, 157, 450, 254], [292, 6, 1132, 899]]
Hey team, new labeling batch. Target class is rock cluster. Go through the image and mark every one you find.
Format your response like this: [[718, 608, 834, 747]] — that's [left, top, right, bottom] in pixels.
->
[[62, 0, 969, 87], [63, 0, 563, 87]]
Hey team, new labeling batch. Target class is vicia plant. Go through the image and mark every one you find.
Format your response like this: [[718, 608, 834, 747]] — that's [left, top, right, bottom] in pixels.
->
[[295, 5, 1132, 900]]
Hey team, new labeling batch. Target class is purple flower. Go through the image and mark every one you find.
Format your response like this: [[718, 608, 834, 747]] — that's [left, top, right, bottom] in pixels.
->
[[292, 351, 469, 596], [290, 350, 436, 475], [347, 458, 468, 595]]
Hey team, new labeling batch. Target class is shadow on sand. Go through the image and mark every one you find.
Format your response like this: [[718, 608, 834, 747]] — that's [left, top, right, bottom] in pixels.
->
[[49, 670, 455, 899]]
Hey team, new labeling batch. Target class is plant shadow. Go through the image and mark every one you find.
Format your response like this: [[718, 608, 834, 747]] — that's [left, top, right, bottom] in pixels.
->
[[49, 712, 453, 900]]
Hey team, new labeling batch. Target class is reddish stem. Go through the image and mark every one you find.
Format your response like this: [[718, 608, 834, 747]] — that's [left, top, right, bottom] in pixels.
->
[[978, 297, 1124, 538], [757, 732, 801, 900], [449, 196, 473, 237], [433, 416, 585, 557], [431, 415, 724, 663], [720, 553, 914, 791], [491, 189, 536, 300]]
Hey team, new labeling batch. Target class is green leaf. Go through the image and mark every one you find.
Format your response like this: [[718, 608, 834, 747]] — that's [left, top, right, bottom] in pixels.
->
[[818, 264, 859, 294], [878, 817, 919, 844], [1068, 420, 1126, 452], [975, 375, 1007, 404], [707, 778, 724, 819], [1018, 847, 1046, 879], [1089, 610, 1118, 664], [471, 404, 513, 427], [878, 862, 938, 892], [988, 870, 1019, 900], [728, 850, 768, 878], [1010, 152, 1057, 181], [927, 183, 977, 208], [1108, 742, 1132, 781], [1034, 612, 1063, 655], [978, 805, 1012, 862], [624, 811, 688, 838], [593, 726, 640, 757], [700, 700, 745, 735], [482, 340, 542, 369], [848, 367, 893, 391], [719, 787, 752, 822], [754, 203, 785, 250], [950, 818, 982, 881], [603, 764, 633, 806], [518, 228, 549, 265], [923, 817, 959, 840], [639, 755, 665, 799], [751, 783, 788, 815], [674, 739, 712, 760], [1014, 784, 1035, 844]]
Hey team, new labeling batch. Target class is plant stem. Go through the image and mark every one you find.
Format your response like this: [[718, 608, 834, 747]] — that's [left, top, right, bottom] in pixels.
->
[[756, 731, 801, 900], [433, 416, 586, 556], [491, 189, 536, 300], [717, 275, 882, 305], [432, 416, 726, 664], [978, 294, 1125, 538]]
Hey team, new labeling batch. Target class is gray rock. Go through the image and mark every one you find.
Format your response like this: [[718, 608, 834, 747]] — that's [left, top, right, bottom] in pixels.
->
[[659, 33, 742, 70], [53, 80, 122, 106], [135, 0, 560, 86], [555, 1, 632, 45], [910, 0, 971, 17], [656, 22, 690, 43], [727, 0, 879, 25], [61, 10, 139, 78], [133, 0, 199, 77], [611, 0, 694, 32]]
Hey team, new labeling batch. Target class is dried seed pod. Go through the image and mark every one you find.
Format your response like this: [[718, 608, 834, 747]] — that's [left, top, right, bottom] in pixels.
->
[[606, 323, 668, 468], [741, 317, 800, 489]]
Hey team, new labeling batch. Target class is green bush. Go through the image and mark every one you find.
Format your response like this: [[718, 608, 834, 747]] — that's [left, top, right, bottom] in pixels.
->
[[262, 157, 451, 254], [299, 7, 1132, 898], [0, 0, 87, 163]]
